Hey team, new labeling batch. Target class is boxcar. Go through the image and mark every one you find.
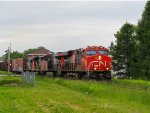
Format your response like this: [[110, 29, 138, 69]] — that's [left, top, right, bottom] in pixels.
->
[[12, 58, 27, 72]]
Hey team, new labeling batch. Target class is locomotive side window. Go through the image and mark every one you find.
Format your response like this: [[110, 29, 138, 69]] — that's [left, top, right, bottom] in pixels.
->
[[86, 50, 96, 55], [98, 50, 108, 55]]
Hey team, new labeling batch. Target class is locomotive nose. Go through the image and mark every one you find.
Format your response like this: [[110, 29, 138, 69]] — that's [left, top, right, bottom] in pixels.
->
[[87, 55, 111, 71]]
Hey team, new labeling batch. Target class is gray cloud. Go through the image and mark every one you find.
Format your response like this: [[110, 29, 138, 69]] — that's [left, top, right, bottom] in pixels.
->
[[0, 1, 146, 55]]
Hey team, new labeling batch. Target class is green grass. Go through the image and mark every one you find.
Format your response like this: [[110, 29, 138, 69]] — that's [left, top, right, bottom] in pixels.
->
[[0, 70, 14, 75], [0, 76, 150, 113]]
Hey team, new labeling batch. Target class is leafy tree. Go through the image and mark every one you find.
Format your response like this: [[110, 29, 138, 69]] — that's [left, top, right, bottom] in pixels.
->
[[112, 22, 136, 77], [109, 41, 114, 55], [23, 48, 38, 58], [136, 1, 150, 79], [3, 51, 23, 61], [0, 56, 3, 61], [2, 48, 38, 61]]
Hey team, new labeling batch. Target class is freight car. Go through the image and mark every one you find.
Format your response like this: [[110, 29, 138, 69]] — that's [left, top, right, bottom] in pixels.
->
[[0, 61, 12, 71], [12, 58, 27, 73]]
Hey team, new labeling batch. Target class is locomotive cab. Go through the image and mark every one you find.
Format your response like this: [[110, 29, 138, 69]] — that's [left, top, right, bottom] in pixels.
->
[[81, 46, 112, 80]]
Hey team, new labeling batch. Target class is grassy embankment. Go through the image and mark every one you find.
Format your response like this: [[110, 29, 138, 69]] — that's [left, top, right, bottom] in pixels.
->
[[0, 75, 150, 113], [0, 70, 14, 75]]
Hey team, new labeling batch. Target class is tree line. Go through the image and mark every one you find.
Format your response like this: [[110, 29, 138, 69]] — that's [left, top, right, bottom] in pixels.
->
[[110, 1, 150, 80], [0, 48, 38, 61]]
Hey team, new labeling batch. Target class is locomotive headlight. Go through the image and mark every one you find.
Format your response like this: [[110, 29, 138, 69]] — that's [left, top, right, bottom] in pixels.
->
[[106, 68, 109, 70], [98, 56, 101, 60], [94, 68, 97, 70]]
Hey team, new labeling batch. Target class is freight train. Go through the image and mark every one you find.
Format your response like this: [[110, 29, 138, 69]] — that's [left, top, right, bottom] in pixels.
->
[[0, 46, 112, 80]]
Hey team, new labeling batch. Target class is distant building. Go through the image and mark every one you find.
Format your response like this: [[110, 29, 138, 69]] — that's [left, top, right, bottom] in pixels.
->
[[27, 47, 53, 59]]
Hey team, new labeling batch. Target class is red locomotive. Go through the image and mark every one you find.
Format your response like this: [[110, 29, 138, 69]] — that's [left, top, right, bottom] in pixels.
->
[[26, 54, 54, 74], [55, 46, 112, 80]]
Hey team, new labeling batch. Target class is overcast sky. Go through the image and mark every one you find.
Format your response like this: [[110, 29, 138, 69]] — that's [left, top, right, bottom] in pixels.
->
[[0, 1, 147, 56]]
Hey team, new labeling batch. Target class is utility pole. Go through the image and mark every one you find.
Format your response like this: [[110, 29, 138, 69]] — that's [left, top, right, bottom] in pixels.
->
[[6, 43, 11, 75], [8, 46, 10, 75]]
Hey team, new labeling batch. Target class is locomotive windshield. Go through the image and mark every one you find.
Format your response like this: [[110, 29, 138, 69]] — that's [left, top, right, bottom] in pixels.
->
[[86, 50, 96, 55], [98, 50, 108, 55]]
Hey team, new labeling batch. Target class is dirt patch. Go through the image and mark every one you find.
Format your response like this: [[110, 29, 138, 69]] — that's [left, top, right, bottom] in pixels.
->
[[0, 80, 21, 86], [4, 83, 19, 86]]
